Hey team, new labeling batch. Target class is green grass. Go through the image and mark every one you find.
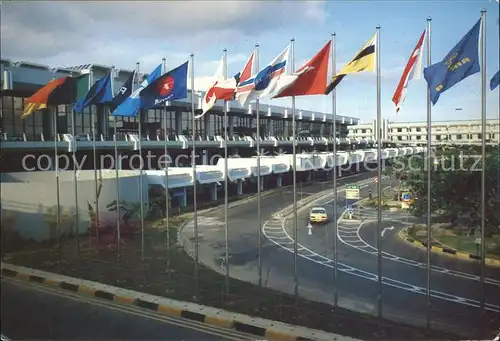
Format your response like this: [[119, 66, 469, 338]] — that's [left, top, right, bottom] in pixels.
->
[[406, 224, 500, 259], [435, 234, 500, 259]]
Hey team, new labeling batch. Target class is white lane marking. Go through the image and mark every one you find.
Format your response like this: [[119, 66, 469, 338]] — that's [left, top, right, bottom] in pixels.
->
[[336, 219, 500, 287], [262, 219, 500, 313], [321, 188, 500, 288], [381, 227, 394, 237]]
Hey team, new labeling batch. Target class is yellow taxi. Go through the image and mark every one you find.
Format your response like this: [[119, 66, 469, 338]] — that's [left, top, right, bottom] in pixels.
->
[[309, 207, 328, 224]]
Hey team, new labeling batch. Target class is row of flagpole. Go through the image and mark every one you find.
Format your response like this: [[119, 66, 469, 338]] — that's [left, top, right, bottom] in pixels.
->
[[43, 8, 495, 320]]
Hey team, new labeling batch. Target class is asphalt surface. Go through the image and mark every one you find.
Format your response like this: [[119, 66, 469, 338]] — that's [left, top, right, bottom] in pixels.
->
[[0, 278, 239, 340], [282, 180, 500, 335], [179, 171, 500, 337]]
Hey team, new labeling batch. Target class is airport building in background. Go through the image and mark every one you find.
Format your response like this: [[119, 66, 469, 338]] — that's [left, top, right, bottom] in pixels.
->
[[349, 118, 500, 144]]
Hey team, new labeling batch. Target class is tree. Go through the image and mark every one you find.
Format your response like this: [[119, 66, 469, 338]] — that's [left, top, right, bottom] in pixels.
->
[[106, 200, 142, 226], [407, 145, 499, 236]]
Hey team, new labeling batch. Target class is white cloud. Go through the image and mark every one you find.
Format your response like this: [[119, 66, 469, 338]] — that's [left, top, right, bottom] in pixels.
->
[[1, 1, 327, 69]]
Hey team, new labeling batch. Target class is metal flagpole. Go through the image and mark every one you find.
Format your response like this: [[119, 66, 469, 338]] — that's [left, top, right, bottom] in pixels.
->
[[375, 25, 383, 319], [136, 62, 145, 262], [53, 106, 63, 267], [190, 53, 199, 289], [72, 72, 83, 264], [111, 66, 121, 261], [290, 37, 299, 301], [49, 70, 63, 267], [255, 43, 263, 287], [90, 67, 100, 247], [331, 32, 339, 308], [161, 57, 171, 278], [222, 48, 230, 293], [425, 17, 432, 328], [480, 8, 487, 311]]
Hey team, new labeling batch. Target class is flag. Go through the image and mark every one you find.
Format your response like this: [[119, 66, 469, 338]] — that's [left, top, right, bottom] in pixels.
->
[[236, 45, 290, 107], [234, 50, 257, 107], [491, 70, 500, 90], [273, 40, 331, 98], [73, 71, 113, 113], [424, 19, 481, 105], [198, 56, 240, 118], [110, 71, 135, 110], [392, 30, 426, 113], [22, 74, 89, 118], [112, 64, 162, 117], [140, 61, 189, 109], [325, 33, 377, 95]]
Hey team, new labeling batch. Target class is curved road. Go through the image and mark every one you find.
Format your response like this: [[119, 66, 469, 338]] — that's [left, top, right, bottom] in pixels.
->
[[275, 179, 500, 335], [179, 172, 500, 338], [0, 278, 251, 340]]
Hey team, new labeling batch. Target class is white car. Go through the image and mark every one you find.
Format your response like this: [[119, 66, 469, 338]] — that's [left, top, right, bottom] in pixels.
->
[[309, 207, 328, 224]]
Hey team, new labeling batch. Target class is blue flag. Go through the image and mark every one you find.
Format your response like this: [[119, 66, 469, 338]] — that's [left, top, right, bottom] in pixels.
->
[[424, 19, 481, 105], [73, 72, 113, 114], [491, 70, 500, 90], [110, 71, 135, 110], [112, 64, 162, 117], [140, 61, 188, 109]]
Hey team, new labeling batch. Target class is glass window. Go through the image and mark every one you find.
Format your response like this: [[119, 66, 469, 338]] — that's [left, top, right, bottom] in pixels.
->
[[82, 113, 90, 133], [13, 97, 23, 110], [2, 96, 14, 136], [13, 109, 23, 136], [34, 111, 44, 139]]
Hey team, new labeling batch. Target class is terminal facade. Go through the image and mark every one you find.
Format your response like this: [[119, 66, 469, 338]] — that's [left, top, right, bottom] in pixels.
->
[[0, 59, 361, 142], [0, 59, 387, 174]]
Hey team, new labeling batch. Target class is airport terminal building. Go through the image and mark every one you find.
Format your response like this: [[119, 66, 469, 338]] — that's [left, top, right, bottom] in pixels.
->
[[0, 59, 422, 242], [0, 60, 368, 157]]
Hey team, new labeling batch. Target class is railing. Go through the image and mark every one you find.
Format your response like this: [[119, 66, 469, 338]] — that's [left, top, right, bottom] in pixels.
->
[[1, 132, 361, 145]]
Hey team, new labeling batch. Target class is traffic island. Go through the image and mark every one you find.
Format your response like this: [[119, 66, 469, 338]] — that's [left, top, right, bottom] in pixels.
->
[[2, 214, 460, 340], [399, 224, 500, 267]]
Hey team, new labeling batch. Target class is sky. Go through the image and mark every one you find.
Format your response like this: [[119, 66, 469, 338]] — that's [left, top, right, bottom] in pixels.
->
[[1, 0, 499, 124]]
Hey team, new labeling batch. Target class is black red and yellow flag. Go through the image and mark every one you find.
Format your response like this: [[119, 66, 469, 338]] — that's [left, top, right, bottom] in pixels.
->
[[325, 33, 377, 95]]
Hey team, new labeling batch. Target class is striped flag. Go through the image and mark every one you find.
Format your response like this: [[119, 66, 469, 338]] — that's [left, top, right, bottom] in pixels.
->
[[392, 30, 426, 113], [22, 75, 89, 118], [197, 55, 241, 118], [325, 33, 377, 95]]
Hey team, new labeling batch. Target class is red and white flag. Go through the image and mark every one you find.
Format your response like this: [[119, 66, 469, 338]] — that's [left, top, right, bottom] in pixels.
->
[[273, 40, 331, 98], [197, 55, 239, 119], [392, 30, 426, 113]]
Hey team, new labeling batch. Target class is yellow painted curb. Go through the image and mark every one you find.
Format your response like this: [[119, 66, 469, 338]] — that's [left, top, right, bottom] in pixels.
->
[[398, 228, 500, 267], [1, 263, 320, 341]]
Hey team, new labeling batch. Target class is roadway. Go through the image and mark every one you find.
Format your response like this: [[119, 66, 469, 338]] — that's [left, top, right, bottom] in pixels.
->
[[278, 179, 500, 335], [0, 278, 250, 340], [179, 171, 500, 338]]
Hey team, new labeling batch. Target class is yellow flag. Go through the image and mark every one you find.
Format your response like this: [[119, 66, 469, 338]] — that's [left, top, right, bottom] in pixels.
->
[[325, 33, 377, 94], [22, 102, 47, 119]]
